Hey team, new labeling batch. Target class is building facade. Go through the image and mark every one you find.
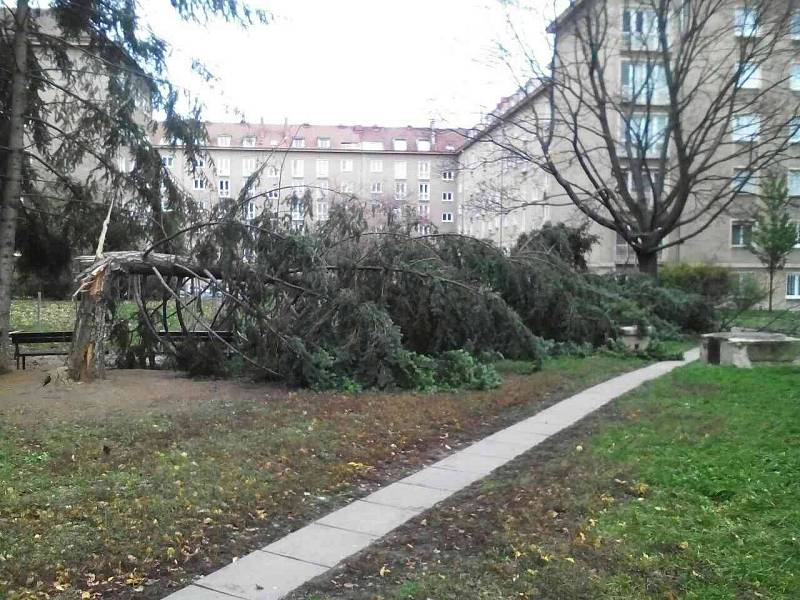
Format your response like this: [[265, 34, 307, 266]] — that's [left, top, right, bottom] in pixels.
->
[[460, 0, 800, 307], [156, 123, 461, 233]]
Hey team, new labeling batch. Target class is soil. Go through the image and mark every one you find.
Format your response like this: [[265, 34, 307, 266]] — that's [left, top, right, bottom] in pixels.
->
[[0, 365, 272, 426]]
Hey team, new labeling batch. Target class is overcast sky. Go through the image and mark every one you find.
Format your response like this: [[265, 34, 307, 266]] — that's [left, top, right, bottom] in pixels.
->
[[140, 0, 563, 128]]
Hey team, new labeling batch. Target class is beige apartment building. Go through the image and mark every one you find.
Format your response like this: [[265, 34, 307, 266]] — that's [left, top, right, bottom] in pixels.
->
[[461, 0, 800, 307], [156, 123, 462, 233]]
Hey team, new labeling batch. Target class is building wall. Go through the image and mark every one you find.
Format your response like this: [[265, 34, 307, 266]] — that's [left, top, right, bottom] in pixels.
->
[[156, 124, 460, 234]]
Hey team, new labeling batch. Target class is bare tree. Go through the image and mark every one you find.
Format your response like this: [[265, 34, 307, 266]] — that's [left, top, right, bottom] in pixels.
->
[[0, 0, 265, 368], [472, 0, 800, 274]]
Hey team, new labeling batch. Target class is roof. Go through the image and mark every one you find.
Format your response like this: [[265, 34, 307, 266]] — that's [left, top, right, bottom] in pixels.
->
[[460, 80, 551, 151], [155, 122, 468, 153], [546, 0, 587, 34]]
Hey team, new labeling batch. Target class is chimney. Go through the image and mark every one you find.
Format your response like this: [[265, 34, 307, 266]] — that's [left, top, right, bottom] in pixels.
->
[[429, 119, 436, 148]]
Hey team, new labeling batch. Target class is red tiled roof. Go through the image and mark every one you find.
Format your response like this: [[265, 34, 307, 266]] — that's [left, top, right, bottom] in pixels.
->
[[155, 122, 467, 153]]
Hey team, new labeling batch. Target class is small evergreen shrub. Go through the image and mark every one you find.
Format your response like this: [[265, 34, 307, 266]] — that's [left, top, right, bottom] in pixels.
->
[[660, 263, 732, 305]]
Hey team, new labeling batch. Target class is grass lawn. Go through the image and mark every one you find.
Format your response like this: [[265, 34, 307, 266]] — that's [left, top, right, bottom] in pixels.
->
[[10, 299, 221, 333], [724, 308, 800, 335], [291, 362, 800, 600], [0, 352, 650, 600]]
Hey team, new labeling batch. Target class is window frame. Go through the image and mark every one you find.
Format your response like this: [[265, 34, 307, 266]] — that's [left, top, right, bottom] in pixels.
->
[[442, 191, 454, 202], [370, 159, 384, 173], [291, 158, 305, 178], [242, 136, 256, 148], [441, 212, 454, 223], [734, 6, 761, 38], [316, 159, 329, 178], [418, 161, 431, 180], [730, 219, 754, 247], [731, 113, 761, 142], [786, 273, 800, 299], [370, 181, 383, 194], [291, 137, 306, 149], [442, 170, 454, 181], [419, 182, 430, 201], [340, 159, 354, 173], [317, 137, 331, 149], [218, 178, 230, 197]]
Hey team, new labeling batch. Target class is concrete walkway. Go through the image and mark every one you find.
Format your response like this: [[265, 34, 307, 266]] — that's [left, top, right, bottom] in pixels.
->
[[164, 349, 699, 600]]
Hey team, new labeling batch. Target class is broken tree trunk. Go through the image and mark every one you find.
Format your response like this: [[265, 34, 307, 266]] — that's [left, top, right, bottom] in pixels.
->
[[69, 262, 112, 381]]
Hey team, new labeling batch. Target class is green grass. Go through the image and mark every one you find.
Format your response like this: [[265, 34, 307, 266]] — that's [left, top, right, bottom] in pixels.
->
[[723, 308, 800, 335], [10, 299, 222, 333], [295, 362, 800, 600], [0, 351, 644, 599]]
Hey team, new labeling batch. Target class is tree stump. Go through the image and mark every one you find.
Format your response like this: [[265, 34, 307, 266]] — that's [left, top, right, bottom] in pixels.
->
[[68, 263, 112, 381]]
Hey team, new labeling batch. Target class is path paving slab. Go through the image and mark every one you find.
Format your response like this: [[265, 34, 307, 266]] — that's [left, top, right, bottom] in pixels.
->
[[263, 523, 377, 568], [316, 500, 420, 537], [433, 451, 511, 474], [193, 551, 327, 600], [163, 585, 242, 599], [163, 351, 697, 600], [400, 465, 484, 491], [362, 482, 452, 511]]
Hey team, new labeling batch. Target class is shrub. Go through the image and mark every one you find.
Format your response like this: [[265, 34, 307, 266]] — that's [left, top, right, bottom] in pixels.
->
[[659, 263, 733, 306], [435, 349, 502, 390]]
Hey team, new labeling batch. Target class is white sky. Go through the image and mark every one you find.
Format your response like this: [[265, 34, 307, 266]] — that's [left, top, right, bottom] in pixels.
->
[[139, 0, 563, 128]]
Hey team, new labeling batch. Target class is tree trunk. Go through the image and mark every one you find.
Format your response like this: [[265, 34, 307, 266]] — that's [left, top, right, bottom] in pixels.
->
[[635, 249, 659, 277], [69, 265, 112, 381], [768, 268, 774, 312], [0, 0, 30, 370]]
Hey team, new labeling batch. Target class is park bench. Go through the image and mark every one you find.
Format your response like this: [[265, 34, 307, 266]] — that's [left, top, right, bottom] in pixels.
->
[[10, 329, 235, 370], [701, 331, 800, 368]]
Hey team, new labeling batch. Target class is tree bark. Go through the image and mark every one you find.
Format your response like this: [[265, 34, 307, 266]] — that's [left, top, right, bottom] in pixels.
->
[[0, 0, 30, 370], [635, 249, 659, 277], [69, 264, 111, 381], [768, 268, 774, 312]]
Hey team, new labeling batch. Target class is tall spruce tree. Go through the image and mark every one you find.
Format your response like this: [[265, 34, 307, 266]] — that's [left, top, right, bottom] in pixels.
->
[[750, 174, 799, 312], [0, 0, 266, 368]]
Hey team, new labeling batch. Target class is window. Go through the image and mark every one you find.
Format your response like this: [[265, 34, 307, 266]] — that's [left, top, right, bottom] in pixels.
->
[[371, 182, 383, 194], [794, 221, 800, 248], [370, 160, 383, 173], [363, 141, 384, 151], [317, 137, 331, 149], [789, 170, 800, 197], [193, 178, 206, 190], [620, 168, 662, 206], [790, 117, 800, 144], [418, 204, 429, 218], [731, 220, 753, 247], [393, 139, 407, 151], [219, 178, 230, 197], [341, 181, 354, 194], [442, 170, 454, 181], [161, 155, 173, 168], [622, 8, 660, 50], [442, 212, 454, 223], [622, 61, 669, 103], [786, 273, 800, 299], [419, 183, 430, 201], [242, 136, 256, 147], [316, 182, 328, 199], [217, 157, 230, 176], [732, 168, 758, 194], [417, 139, 431, 152], [736, 61, 761, 89], [266, 164, 279, 178], [394, 161, 407, 179], [791, 64, 800, 91], [622, 113, 669, 158], [291, 137, 305, 148], [316, 201, 329, 221], [340, 159, 354, 172], [217, 135, 231, 147], [792, 11, 800, 39], [291, 159, 304, 178], [734, 7, 760, 37], [316, 159, 329, 178], [731, 114, 761, 142], [246, 200, 256, 220], [270, 139, 279, 146], [267, 188, 280, 200], [291, 198, 304, 221], [394, 181, 407, 198], [418, 161, 431, 179], [242, 158, 257, 176], [442, 191, 454, 202]]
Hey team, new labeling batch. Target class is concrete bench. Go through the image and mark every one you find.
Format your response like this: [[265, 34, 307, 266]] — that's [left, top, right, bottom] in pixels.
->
[[701, 331, 800, 368]]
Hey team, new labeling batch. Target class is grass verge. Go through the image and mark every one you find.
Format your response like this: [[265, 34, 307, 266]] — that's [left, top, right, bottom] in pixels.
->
[[0, 352, 647, 599], [292, 362, 800, 600]]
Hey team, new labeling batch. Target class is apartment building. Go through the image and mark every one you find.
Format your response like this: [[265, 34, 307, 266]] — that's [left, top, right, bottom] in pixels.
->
[[462, 0, 800, 306], [156, 123, 461, 233]]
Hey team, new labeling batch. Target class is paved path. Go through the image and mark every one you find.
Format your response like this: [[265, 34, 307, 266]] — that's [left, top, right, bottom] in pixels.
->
[[164, 349, 699, 600]]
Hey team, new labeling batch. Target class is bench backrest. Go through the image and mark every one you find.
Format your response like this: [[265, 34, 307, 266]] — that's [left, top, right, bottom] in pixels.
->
[[10, 331, 73, 344]]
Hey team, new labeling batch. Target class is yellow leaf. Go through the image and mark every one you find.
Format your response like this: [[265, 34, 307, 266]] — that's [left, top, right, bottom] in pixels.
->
[[379, 565, 390, 577]]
